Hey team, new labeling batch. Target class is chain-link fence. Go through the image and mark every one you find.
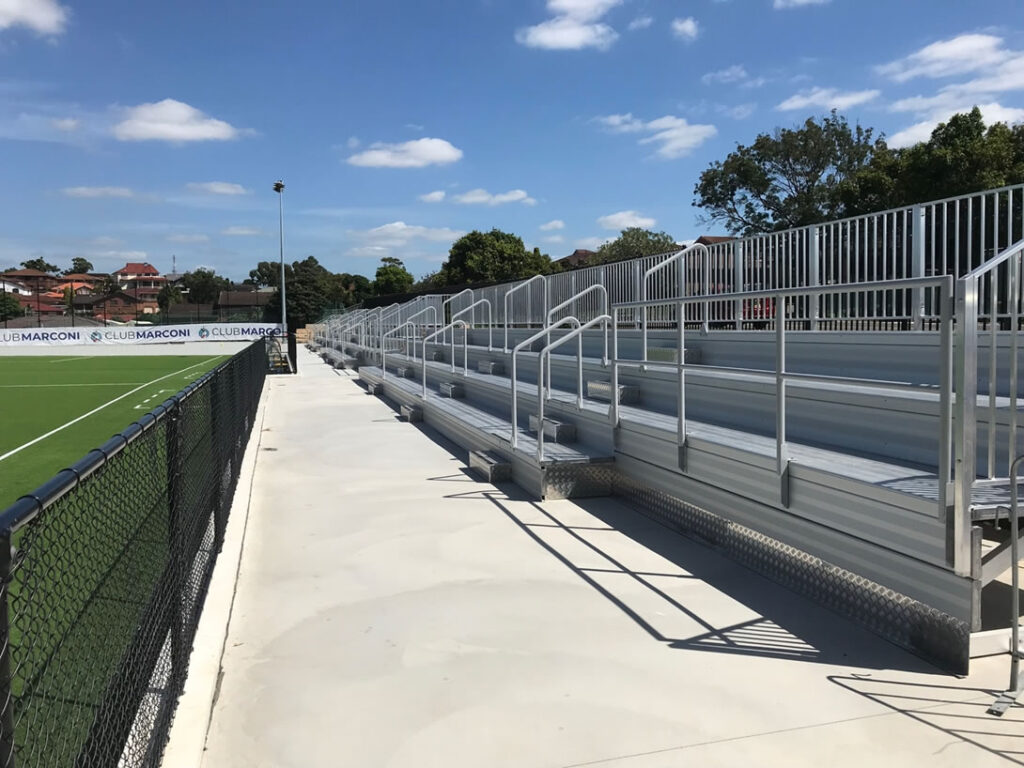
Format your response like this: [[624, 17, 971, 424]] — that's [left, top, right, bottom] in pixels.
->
[[0, 339, 268, 767]]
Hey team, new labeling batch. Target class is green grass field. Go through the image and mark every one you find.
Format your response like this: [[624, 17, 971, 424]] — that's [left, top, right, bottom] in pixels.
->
[[0, 354, 227, 510]]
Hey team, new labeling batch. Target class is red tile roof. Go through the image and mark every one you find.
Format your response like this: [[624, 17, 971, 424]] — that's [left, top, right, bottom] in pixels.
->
[[113, 262, 160, 276]]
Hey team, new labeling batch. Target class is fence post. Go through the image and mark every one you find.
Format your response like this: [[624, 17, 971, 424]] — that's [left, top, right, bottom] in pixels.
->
[[912, 205, 926, 329], [808, 226, 820, 331], [733, 241, 743, 330], [0, 535, 15, 768], [165, 397, 186, 696], [953, 278, 977, 577], [209, 372, 226, 553]]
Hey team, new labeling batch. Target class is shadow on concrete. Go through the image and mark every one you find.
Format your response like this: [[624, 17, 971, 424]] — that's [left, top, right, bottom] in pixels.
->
[[829, 675, 1024, 764], [444, 483, 935, 673]]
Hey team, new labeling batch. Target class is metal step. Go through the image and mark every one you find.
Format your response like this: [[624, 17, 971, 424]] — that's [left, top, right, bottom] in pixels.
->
[[468, 449, 512, 483], [395, 366, 414, 379], [399, 404, 423, 423], [528, 414, 577, 443], [440, 381, 465, 398], [586, 379, 640, 404], [646, 347, 701, 364], [477, 360, 506, 375]]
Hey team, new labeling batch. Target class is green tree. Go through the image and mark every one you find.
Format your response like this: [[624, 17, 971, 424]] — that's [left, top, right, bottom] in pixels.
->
[[842, 107, 1024, 214], [20, 257, 59, 273], [246, 261, 280, 288], [328, 272, 373, 307], [65, 257, 94, 275], [594, 228, 678, 265], [694, 111, 882, 235], [157, 284, 183, 312], [440, 229, 552, 285], [264, 256, 334, 330], [179, 268, 231, 304], [0, 292, 24, 321], [373, 257, 414, 295]]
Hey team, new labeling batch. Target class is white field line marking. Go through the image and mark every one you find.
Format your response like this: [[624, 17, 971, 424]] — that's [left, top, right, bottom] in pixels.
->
[[0, 383, 149, 388], [0, 356, 225, 464], [49, 356, 96, 363]]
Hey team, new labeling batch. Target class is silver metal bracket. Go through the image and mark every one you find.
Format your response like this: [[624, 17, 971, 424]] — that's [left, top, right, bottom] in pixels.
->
[[677, 441, 688, 472], [779, 462, 791, 508]]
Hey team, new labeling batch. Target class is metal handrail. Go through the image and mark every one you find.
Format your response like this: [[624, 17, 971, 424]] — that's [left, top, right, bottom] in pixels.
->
[[510, 316, 582, 451], [442, 289, 474, 342], [987, 454, 1024, 716], [614, 274, 955, 513], [962, 237, 1024, 280], [421, 319, 469, 397], [641, 243, 705, 357], [451, 299, 493, 351], [402, 306, 440, 360], [504, 275, 548, 352], [380, 321, 417, 380], [544, 284, 609, 396], [535, 315, 615, 462]]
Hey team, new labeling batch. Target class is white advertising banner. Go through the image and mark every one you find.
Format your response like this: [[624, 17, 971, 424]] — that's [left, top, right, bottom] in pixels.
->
[[0, 323, 284, 347]]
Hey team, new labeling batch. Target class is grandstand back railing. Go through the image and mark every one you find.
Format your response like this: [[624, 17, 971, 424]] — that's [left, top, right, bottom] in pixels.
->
[[317, 183, 1024, 337], [0, 339, 267, 768]]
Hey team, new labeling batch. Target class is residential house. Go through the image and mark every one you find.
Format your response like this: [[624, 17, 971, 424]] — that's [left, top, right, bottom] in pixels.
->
[[113, 262, 166, 304]]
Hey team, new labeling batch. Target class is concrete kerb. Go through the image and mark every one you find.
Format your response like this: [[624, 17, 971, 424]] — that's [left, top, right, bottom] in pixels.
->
[[160, 377, 273, 767]]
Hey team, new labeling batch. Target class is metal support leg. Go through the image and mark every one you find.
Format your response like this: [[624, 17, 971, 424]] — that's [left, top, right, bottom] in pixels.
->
[[989, 455, 1024, 716]]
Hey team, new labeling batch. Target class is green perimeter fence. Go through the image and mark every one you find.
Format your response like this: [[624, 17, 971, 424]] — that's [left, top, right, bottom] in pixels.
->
[[0, 339, 268, 767]]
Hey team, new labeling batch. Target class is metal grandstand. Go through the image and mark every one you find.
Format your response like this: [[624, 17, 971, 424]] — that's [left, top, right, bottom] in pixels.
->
[[309, 183, 1024, 685]]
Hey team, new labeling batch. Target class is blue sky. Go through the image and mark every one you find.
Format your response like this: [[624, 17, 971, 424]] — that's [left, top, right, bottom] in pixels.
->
[[1, 0, 1022, 281]]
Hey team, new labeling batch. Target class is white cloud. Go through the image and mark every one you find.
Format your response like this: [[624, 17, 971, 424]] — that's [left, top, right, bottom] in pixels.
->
[[543, 235, 565, 244], [540, 219, 565, 231], [353, 221, 465, 249], [346, 136, 360, 149], [52, 117, 78, 132], [889, 102, 1024, 148], [453, 188, 537, 206], [0, 0, 69, 35], [186, 181, 248, 195], [221, 226, 263, 236], [670, 17, 698, 43], [347, 137, 463, 168], [773, 0, 829, 8], [114, 99, 240, 142], [62, 186, 134, 199], [405, 123, 425, 131], [516, 0, 622, 51], [776, 86, 880, 110], [575, 236, 609, 250], [628, 16, 652, 31], [167, 233, 209, 244], [702, 65, 747, 85], [720, 103, 756, 120], [419, 190, 446, 203], [598, 210, 656, 230], [595, 112, 717, 159], [877, 34, 1010, 83]]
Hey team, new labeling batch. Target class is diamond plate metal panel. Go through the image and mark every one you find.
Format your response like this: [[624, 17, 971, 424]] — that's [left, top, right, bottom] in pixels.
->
[[613, 473, 970, 673], [542, 461, 616, 500]]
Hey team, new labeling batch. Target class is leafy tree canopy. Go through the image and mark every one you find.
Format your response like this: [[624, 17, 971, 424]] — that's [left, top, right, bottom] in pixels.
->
[[66, 257, 94, 275], [441, 229, 552, 285], [179, 268, 231, 304], [373, 256, 414, 296], [0, 292, 23, 321], [594, 228, 678, 265], [20, 257, 59, 273]]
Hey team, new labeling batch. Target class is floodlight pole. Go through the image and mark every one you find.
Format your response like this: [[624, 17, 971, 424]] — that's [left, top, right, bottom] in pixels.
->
[[273, 180, 287, 334]]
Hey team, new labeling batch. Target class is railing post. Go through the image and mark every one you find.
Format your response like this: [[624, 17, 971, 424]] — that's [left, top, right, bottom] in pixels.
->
[[776, 295, 790, 507], [733, 240, 743, 330], [912, 205, 927, 329], [165, 396, 187, 698], [953, 277, 978, 576], [0, 534, 15, 768], [633, 260, 642, 330], [678, 300, 687, 471], [808, 226, 820, 331]]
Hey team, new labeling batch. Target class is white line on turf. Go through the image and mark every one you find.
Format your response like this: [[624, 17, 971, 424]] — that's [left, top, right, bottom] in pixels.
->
[[49, 356, 96, 363], [0, 356, 226, 464], [0, 383, 150, 388]]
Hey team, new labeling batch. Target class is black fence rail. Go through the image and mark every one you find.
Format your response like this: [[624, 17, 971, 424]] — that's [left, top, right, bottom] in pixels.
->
[[0, 339, 268, 767]]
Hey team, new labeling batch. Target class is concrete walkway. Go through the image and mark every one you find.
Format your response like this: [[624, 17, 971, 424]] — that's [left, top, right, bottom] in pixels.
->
[[165, 348, 1022, 768]]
